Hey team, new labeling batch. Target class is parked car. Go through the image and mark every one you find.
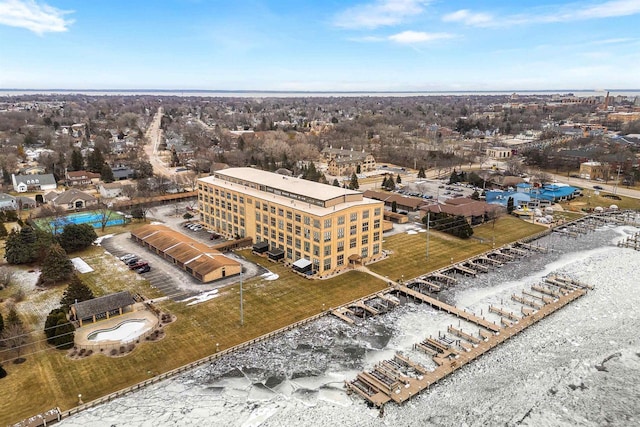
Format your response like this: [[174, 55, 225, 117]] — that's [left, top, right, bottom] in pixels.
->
[[129, 261, 148, 270], [210, 233, 221, 240], [125, 257, 140, 266], [120, 254, 136, 262], [135, 265, 151, 274], [191, 225, 203, 231], [183, 222, 193, 228], [593, 185, 604, 190]]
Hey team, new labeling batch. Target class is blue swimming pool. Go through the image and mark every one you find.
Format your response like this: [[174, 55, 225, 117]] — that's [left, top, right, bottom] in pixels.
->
[[34, 210, 126, 233]]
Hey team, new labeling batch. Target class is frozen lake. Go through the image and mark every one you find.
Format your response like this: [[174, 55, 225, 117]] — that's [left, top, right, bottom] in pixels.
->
[[61, 224, 640, 426]]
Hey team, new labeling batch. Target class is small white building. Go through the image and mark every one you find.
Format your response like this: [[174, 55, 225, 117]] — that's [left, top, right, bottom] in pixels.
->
[[11, 173, 57, 193]]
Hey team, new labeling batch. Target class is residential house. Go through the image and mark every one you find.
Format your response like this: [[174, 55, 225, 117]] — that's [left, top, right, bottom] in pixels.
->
[[420, 198, 503, 225], [12, 173, 57, 193], [112, 166, 135, 180], [579, 161, 608, 180], [45, 188, 98, 210], [65, 170, 101, 187], [98, 182, 126, 199]]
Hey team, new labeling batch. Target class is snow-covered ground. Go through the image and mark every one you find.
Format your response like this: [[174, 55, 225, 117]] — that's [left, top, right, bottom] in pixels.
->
[[60, 224, 640, 427]]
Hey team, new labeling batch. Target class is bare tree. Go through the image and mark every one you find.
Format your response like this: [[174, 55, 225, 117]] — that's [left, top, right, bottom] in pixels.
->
[[0, 266, 14, 289]]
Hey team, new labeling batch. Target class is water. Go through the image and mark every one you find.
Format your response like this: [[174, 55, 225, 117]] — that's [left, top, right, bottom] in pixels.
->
[[60, 224, 640, 426], [2, 89, 640, 98]]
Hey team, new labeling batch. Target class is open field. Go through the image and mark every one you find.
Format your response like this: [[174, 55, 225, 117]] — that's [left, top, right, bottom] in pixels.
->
[[370, 216, 546, 280]]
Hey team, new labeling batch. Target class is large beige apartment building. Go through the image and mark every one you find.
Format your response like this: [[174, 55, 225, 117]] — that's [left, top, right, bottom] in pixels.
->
[[197, 168, 384, 275]]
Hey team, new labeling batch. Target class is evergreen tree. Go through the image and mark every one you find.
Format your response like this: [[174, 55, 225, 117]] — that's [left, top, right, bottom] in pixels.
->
[[332, 178, 340, 187], [0, 219, 7, 239], [36, 244, 74, 287], [6, 307, 21, 327], [60, 274, 94, 309], [417, 167, 426, 179], [45, 308, 67, 343], [507, 197, 515, 214], [348, 172, 359, 190], [70, 149, 84, 171], [53, 319, 75, 349], [356, 164, 361, 174], [0, 311, 4, 335], [100, 163, 115, 183], [4, 229, 36, 264], [58, 223, 97, 253], [396, 174, 402, 185], [87, 148, 105, 173], [391, 201, 398, 213], [449, 170, 460, 184], [471, 190, 480, 200]]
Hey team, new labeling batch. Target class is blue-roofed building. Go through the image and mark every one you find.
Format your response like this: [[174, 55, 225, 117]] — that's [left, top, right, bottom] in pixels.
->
[[530, 184, 579, 203], [486, 190, 531, 208]]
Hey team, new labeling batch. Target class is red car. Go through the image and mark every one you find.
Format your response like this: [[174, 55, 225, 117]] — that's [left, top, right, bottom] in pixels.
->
[[129, 261, 148, 270]]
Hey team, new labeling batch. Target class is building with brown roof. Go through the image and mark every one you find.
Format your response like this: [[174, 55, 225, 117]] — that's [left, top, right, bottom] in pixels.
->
[[70, 291, 135, 327], [45, 188, 98, 210], [420, 198, 503, 225], [362, 190, 425, 212], [65, 170, 101, 187], [130, 224, 241, 283]]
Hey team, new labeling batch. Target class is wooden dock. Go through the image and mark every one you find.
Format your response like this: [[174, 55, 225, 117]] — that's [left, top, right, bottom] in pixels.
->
[[395, 283, 501, 333], [346, 287, 588, 407]]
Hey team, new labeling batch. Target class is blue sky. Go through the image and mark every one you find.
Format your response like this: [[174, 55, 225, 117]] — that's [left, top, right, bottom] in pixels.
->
[[1, 0, 639, 90]]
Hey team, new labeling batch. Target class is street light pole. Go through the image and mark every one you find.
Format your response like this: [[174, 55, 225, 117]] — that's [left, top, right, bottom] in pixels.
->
[[426, 211, 430, 259], [239, 271, 244, 326]]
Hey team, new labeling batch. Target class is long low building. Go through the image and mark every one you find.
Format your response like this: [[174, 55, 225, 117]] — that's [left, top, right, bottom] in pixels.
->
[[197, 167, 385, 276], [130, 224, 241, 283]]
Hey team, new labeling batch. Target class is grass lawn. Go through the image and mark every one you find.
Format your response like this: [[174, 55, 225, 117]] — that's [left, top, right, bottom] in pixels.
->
[[369, 216, 546, 280], [562, 192, 640, 212], [0, 246, 385, 425]]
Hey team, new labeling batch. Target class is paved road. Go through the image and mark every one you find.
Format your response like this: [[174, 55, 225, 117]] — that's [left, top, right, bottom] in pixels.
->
[[546, 172, 640, 200], [143, 107, 175, 178]]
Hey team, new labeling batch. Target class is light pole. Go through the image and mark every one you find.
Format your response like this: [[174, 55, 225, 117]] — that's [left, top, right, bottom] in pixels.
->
[[239, 271, 244, 326], [426, 211, 430, 259]]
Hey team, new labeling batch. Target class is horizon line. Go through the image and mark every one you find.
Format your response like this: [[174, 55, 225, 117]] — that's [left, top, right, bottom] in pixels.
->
[[2, 88, 639, 94]]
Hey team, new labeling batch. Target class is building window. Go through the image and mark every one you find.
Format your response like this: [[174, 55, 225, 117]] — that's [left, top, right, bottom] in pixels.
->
[[271, 206, 276, 214], [295, 238, 301, 249], [337, 254, 344, 266], [256, 224, 261, 234], [337, 215, 345, 225], [255, 201, 260, 209], [286, 235, 292, 246], [304, 228, 310, 239], [323, 258, 331, 271], [313, 219, 320, 228], [361, 247, 369, 258], [304, 241, 310, 252], [304, 216, 310, 225], [313, 245, 320, 256], [350, 224, 357, 235], [278, 232, 284, 243], [313, 258, 320, 271], [350, 238, 357, 248], [286, 248, 293, 259], [362, 210, 369, 219], [362, 221, 369, 232], [324, 245, 331, 256], [295, 225, 301, 236], [324, 218, 332, 228], [324, 231, 331, 242], [313, 231, 320, 242], [337, 241, 344, 252], [373, 244, 380, 255], [373, 231, 380, 242], [350, 212, 357, 222], [239, 196, 244, 204], [337, 227, 345, 238], [362, 235, 369, 245], [374, 219, 381, 229], [295, 213, 301, 222], [278, 219, 284, 230], [286, 222, 292, 233], [286, 211, 292, 220], [263, 214, 268, 223]]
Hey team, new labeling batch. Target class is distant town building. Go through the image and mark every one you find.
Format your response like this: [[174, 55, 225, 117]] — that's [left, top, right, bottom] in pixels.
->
[[579, 161, 608, 180], [486, 146, 512, 159], [322, 146, 376, 176]]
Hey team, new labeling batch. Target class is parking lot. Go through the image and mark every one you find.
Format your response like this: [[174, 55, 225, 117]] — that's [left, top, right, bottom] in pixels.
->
[[99, 203, 265, 302]]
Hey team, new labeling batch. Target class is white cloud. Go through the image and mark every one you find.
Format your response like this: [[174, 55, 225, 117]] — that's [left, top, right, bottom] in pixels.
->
[[442, 9, 494, 26], [388, 30, 454, 44], [334, 0, 431, 29], [0, 0, 73, 34], [443, 0, 640, 28]]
